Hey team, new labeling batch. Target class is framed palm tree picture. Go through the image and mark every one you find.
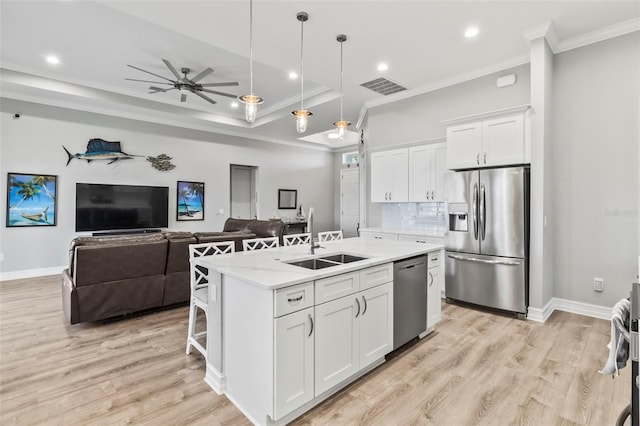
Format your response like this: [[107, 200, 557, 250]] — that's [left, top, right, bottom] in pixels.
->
[[176, 181, 204, 221], [7, 173, 57, 227]]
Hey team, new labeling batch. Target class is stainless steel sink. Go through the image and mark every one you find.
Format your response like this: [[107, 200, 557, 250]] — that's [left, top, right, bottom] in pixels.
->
[[319, 254, 368, 264], [284, 253, 369, 270], [286, 258, 340, 270]]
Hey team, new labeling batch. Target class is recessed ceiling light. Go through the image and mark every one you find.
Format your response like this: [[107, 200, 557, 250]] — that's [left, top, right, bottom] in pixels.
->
[[46, 55, 60, 65], [377, 63, 388, 72], [465, 27, 479, 38], [289, 71, 298, 79], [231, 101, 239, 108]]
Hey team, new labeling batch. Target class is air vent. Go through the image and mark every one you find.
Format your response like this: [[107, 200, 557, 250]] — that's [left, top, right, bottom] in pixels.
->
[[360, 77, 407, 95]]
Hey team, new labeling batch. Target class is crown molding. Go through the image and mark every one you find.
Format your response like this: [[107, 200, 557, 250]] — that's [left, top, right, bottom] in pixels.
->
[[555, 17, 640, 53]]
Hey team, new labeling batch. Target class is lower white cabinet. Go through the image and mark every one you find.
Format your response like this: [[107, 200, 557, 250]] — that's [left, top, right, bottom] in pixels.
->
[[274, 307, 314, 420], [427, 251, 442, 329], [314, 282, 393, 396]]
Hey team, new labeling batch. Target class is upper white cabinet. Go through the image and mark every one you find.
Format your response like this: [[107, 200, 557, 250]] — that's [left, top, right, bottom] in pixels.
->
[[370, 148, 408, 202], [444, 105, 530, 170], [408, 143, 447, 202]]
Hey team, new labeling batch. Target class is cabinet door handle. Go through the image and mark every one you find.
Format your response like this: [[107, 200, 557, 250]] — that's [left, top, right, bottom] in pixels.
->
[[389, 192, 391, 200], [308, 314, 314, 337], [483, 152, 487, 164], [476, 153, 480, 165], [384, 192, 388, 200], [428, 272, 434, 287], [431, 190, 435, 200], [287, 295, 303, 302], [374, 236, 382, 240], [355, 297, 361, 318], [362, 295, 367, 316]]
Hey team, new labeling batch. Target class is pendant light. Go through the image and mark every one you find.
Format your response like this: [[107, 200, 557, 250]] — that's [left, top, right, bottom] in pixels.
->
[[291, 12, 312, 134], [333, 34, 350, 139], [238, 0, 263, 123]]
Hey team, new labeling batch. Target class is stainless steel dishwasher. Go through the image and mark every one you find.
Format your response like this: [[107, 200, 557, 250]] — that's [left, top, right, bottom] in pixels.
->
[[393, 255, 428, 350]]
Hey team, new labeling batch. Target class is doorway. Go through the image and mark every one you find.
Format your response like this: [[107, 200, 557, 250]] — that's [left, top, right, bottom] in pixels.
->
[[340, 168, 360, 237], [230, 165, 258, 219]]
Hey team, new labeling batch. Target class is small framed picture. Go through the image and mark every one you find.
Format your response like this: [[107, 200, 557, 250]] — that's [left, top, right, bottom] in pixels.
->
[[7, 173, 58, 227], [176, 181, 204, 221]]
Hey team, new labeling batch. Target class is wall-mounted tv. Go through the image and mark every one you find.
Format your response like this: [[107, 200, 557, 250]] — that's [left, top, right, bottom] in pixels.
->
[[76, 183, 169, 232]]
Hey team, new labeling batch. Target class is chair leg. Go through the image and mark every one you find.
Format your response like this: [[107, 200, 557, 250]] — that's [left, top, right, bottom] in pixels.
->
[[186, 299, 197, 355]]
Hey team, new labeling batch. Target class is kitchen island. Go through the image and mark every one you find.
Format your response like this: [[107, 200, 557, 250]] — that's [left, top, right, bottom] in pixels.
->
[[194, 237, 442, 425]]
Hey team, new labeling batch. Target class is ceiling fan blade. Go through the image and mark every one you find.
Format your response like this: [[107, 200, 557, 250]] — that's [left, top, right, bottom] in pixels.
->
[[180, 93, 187, 102], [189, 67, 214, 83], [162, 59, 182, 80], [126, 78, 173, 85], [127, 64, 174, 82], [200, 88, 238, 99], [200, 81, 240, 87], [193, 91, 217, 104], [149, 86, 174, 93]]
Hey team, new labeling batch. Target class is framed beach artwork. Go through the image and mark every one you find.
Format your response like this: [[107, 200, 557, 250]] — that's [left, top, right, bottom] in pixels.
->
[[176, 181, 204, 221], [6, 173, 57, 227]]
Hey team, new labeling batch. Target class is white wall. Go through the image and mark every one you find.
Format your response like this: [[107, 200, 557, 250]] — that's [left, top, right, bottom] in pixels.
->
[[551, 32, 640, 307], [0, 101, 335, 276], [363, 64, 531, 228]]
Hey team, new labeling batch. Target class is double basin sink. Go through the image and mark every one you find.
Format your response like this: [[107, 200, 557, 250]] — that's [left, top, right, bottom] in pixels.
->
[[285, 253, 368, 270]]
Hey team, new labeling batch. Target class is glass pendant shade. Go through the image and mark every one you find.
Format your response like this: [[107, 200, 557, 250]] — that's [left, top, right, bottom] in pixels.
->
[[333, 34, 349, 140], [333, 119, 350, 139], [293, 109, 313, 133], [239, 94, 263, 123]]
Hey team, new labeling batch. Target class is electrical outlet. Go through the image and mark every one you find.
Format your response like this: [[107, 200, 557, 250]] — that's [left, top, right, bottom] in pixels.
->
[[594, 277, 604, 292]]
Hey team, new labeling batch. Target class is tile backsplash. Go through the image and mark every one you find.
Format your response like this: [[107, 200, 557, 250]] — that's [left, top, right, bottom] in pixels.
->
[[381, 202, 446, 232]]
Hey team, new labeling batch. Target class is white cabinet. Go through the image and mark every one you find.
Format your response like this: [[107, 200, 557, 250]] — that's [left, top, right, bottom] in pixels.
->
[[370, 148, 408, 202], [426, 251, 442, 330], [445, 106, 529, 170], [314, 282, 393, 395], [408, 143, 447, 202], [274, 307, 314, 420], [397, 234, 444, 246], [359, 283, 393, 369], [314, 294, 359, 395]]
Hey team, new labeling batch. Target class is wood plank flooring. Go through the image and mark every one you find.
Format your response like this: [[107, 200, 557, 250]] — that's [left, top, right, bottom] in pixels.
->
[[0, 275, 631, 425]]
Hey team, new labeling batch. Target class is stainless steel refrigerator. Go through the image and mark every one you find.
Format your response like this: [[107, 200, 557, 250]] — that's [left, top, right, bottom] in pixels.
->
[[445, 166, 529, 315]]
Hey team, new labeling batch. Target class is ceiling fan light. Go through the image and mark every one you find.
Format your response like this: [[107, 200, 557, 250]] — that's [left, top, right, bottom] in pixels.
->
[[239, 93, 263, 123], [293, 109, 313, 133]]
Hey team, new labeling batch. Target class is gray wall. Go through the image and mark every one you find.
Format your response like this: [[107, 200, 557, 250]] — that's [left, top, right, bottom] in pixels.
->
[[0, 101, 335, 276], [551, 32, 640, 306]]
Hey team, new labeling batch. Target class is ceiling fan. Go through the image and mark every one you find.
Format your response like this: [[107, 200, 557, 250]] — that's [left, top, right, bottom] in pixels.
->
[[126, 59, 239, 105]]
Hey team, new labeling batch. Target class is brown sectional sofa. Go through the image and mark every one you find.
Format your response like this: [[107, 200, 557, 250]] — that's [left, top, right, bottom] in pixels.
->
[[61, 218, 285, 324]]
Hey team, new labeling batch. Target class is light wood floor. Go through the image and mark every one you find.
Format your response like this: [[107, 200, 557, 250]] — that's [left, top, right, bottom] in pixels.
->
[[0, 275, 631, 425]]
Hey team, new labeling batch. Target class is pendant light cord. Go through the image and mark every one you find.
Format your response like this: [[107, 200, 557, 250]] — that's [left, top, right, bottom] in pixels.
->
[[249, 0, 254, 95], [339, 39, 344, 121], [300, 18, 305, 110]]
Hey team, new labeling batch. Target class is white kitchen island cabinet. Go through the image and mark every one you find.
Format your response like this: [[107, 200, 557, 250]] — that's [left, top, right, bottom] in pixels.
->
[[194, 237, 442, 426]]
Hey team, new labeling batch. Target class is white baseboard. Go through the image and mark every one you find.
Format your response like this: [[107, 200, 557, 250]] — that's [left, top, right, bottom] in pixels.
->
[[528, 297, 612, 322], [0, 265, 66, 282]]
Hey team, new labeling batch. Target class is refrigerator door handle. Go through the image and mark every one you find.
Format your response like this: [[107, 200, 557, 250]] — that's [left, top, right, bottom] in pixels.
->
[[472, 182, 478, 240], [447, 253, 521, 266], [480, 183, 486, 241]]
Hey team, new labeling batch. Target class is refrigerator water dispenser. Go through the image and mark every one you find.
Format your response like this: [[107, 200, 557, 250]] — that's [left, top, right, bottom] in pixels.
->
[[448, 203, 468, 232]]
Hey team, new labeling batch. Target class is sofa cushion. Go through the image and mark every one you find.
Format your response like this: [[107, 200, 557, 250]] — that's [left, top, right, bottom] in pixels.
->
[[194, 231, 255, 252], [73, 239, 168, 286], [68, 233, 166, 273]]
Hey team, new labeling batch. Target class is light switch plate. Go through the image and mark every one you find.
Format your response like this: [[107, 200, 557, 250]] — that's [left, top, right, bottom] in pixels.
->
[[594, 277, 604, 292]]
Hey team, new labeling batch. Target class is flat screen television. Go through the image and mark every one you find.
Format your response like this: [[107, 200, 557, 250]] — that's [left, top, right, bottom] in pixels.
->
[[76, 183, 169, 232]]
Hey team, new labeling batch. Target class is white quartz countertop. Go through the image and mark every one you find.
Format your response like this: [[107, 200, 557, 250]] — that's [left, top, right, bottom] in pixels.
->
[[194, 237, 443, 290], [359, 227, 446, 238]]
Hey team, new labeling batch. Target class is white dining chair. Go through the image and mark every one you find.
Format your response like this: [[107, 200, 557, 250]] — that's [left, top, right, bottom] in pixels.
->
[[186, 241, 235, 357], [318, 230, 343, 242], [243, 236, 280, 251], [283, 233, 311, 246]]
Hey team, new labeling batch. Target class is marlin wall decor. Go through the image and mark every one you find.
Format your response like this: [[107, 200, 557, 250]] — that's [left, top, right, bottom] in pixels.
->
[[63, 138, 175, 171]]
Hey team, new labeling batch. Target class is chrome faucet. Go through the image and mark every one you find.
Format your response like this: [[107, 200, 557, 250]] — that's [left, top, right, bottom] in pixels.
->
[[308, 207, 322, 255]]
